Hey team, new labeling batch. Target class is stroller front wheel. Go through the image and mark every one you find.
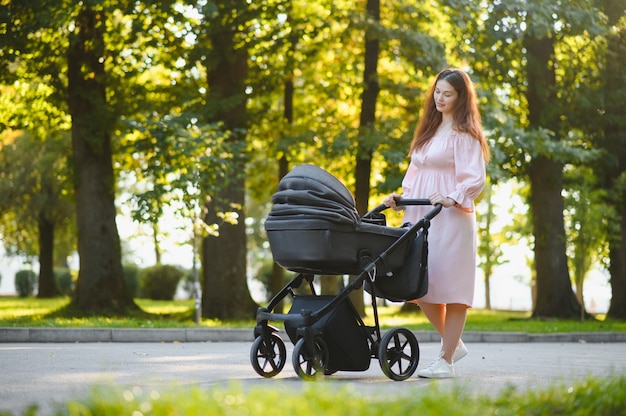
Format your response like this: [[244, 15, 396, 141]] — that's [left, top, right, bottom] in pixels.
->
[[292, 336, 329, 381], [378, 327, 420, 381], [250, 333, 287, 378]]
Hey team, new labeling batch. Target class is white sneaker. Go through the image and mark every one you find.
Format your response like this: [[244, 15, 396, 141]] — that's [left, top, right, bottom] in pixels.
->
[[453, 340, 468, 362], [440, 339, 469, 363], [417, 357, 455, 378]]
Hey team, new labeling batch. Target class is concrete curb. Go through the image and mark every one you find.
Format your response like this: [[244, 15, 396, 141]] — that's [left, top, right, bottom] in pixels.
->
[[461, 331, 626, 343], [0, 328, 253, 343], [1, 327, 624, 343]]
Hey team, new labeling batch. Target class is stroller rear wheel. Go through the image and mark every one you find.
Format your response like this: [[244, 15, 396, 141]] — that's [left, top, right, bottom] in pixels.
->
[[378, 327, 419, 381], [250, 333, 287, 378], [292, 336, 329, 381]]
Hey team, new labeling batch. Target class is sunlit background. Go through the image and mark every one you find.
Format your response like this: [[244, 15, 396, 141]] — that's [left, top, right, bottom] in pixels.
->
[[1, 180, 612, 313]]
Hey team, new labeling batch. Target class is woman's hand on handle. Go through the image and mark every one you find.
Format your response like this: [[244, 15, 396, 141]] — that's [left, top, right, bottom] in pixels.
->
[[429, 192, 457, 208], [383, 193, 404, 211]]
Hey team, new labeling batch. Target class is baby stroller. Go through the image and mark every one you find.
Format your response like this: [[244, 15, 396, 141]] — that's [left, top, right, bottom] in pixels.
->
[[250, 164, 442, 381]]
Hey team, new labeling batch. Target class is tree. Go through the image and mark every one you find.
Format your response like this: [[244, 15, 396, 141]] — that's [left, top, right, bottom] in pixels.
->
[[0, 81, 74, 298], [523, 29, 581, 318], [348, 0, 381, 316], [355, 0, 380, 218], [546, 0, 626, 319], [563, 167, 610, 319], [245, 0, 300, 313], [463, 0, 605, 318], [67, 4, 134, 312], [595, 0, 626, 319], [197, 0, 257, 319], [2, 0, 194, 312], [112, 1, 208, 270]]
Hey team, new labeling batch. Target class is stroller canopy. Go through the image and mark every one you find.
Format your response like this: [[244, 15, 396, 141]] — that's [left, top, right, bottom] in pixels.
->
[[266, 164, 361, 228]]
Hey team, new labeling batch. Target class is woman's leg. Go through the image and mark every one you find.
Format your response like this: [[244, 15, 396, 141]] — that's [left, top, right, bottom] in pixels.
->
[[416, 302, 446, 336], [440, 303, 467, 363], [417, 301, 467, 363]]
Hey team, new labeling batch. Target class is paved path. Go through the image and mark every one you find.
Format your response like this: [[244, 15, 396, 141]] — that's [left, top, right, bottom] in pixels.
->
[[1, 340, 625, 415]]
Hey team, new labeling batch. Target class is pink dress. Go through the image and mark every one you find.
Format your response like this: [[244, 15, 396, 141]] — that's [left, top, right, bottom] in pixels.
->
[[401, 130, 486, 307]]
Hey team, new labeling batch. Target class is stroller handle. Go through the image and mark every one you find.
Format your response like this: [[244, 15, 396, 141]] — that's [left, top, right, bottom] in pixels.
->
[[365, 199, 442, 220]]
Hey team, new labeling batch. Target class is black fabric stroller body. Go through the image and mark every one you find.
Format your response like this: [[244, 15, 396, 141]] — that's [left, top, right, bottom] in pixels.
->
[[250, 164, 442, 381]]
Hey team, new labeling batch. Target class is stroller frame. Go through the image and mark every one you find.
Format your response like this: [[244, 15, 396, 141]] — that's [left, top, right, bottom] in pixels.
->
[[251, 199, 442, 381]]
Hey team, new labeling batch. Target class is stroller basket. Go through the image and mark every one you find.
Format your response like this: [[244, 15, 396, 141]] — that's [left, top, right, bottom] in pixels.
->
[[285, 295, 370, 373]]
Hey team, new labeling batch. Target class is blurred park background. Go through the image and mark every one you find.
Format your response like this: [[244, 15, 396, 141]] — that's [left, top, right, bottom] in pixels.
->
[[0, 0, 623, 321]]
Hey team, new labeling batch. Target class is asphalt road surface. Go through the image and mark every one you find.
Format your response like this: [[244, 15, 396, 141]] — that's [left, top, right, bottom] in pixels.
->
[[1, 341, 625, 415]]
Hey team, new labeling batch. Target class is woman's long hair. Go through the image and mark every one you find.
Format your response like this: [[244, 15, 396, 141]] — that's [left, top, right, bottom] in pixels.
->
[[409, 68, 490, 162]]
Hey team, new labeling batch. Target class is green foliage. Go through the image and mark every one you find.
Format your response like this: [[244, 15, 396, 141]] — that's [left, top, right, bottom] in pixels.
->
[[179, 269, 202, 300], [0, 84, 74, 259], [123, 264, 140, 299], [252, 258, 277, 302], [33, 375, 626, 416], [14, 269, 37, 297], [139, 265, 184, 301], [564, 167, 612, 278], [54, 268, 74, 296]]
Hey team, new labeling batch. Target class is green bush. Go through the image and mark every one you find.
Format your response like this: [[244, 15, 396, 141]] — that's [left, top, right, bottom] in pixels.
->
[[123, 264, 140, 298], [54, 268, 74, 296], [139, 264, 184, 300], [14, 269, 37, 297]]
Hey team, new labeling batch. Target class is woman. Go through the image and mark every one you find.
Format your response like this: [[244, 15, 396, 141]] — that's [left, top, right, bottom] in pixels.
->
[[384, 68, 490, 378]]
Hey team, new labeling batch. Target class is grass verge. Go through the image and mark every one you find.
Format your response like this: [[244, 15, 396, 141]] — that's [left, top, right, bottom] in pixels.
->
[[1, 296, 624, 333], [0, 297, 250, 329]]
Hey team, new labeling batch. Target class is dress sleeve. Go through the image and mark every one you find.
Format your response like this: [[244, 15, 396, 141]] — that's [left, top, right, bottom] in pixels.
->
[[401, 156, 419, 196], [447, 133, 486, 211]]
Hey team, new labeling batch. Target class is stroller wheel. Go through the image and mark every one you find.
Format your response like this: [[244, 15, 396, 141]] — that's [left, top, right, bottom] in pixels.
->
[[250, 333, 287, 378], [292, 336, 329, 381], [378, 327, 419, 381]]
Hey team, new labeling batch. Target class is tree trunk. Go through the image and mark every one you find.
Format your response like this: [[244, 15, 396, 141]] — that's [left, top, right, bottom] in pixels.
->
[[351, 0, 380, 317], [480, 182, 494, 311], [529, 157, 580, 318], [68, 6, 134, 313], [524, 33, 581, 319], [607, 203, 626, 319], [355, 0, 380, 218], [601, 0, 626, 320], [152, 221, 161, 265], [201, 1, 256, 319], [202, 193, 255, 319], [267, 155, 289, 314], [267, 71, 294, 315], [267, 2, 299, 314], [36, 214, 58, 298], [484, 269, 492, 310]]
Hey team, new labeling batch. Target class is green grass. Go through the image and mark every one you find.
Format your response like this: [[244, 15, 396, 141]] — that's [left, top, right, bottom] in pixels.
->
[[0, 297, 251, 329], [1, 296, 625, 333], [369, 306, 625, 333], [6, 375, 626, 416]]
